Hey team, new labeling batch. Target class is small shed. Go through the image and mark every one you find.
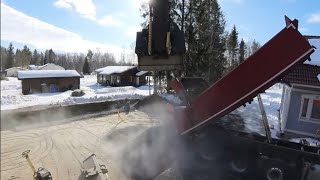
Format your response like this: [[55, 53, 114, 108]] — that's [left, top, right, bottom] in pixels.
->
[[17, 70, 81, 95], [280, 64, 320, 137], [5, 67, 28, 77], [96, 66, 149, 87]]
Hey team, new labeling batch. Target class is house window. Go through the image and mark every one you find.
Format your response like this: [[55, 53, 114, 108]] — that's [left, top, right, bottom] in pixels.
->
[[300, 95, 320, 123], [311, 100, 320, 119]]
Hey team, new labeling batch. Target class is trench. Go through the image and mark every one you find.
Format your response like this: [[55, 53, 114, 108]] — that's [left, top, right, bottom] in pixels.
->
[[1, 94, 172, 131], [1, 99, 141, 131]]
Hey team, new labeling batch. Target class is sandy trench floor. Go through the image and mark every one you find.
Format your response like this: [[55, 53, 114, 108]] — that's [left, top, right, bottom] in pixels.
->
[[1, 111, 156, 180]]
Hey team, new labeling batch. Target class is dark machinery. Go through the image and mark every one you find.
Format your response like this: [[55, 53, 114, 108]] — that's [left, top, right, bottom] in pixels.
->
[[81, 154, 109, 180], [22, 150, 52, 180], [168, 17, 320, 180], [135, 0, 185, 71]]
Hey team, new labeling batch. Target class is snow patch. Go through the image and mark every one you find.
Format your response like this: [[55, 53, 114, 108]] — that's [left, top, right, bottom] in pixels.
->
[[159, 94, 182, 104], [289, 138, 320, 147], [1, 75, 154, 110]]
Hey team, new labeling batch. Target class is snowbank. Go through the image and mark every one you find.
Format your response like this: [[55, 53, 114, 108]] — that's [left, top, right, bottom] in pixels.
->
[[159, 94, 182, 104], [1, 75, 153, 110]]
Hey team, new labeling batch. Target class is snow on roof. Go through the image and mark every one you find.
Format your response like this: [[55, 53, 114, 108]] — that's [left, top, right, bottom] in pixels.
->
[[5, 67, 28, 71], [17, 70, 81, 79], [95, 67, 107, 72], [99, 66, 136, 75], [28, 65, 38, 70], [136, 71, 149, 76]]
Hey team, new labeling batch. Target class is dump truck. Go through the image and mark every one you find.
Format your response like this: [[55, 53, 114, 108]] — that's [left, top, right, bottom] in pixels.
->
[[128, 0, 320, 179]]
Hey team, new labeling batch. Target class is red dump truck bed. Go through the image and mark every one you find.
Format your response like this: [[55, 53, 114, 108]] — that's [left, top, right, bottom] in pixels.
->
[[175, 22, 315, 134]]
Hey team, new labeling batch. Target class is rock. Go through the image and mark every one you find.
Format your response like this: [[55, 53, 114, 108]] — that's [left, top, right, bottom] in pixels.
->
[[71, 89, 85, 97]]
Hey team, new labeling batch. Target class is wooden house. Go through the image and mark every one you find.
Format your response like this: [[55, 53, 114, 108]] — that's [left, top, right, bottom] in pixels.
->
[[280, 64, 320, 137], [17, 70, 81, 95], [96, 66, 149, 87]]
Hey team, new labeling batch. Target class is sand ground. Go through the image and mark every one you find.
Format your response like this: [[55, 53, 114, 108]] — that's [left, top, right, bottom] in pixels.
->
[[1, 111, 156, 180]]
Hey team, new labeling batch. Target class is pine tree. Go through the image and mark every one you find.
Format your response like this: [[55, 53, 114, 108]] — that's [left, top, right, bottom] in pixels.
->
[[251, 39, 261, 54], [20, 45, 32, 68], [184, 0, 227, 83], [48, 49, 56, 63], [226, 25, 239, 67], [15, 49, 21, 67], [5, 43, 14, 69], [44, 50, 49, 64], [31, 49, 40, 65], [40, 52, 44, 65], [238, 39, 246, 63], [82, 57, 90, 74], [206, 0, 227, 83], [82, 50, 93, 74], [87, 49, 93, 60]]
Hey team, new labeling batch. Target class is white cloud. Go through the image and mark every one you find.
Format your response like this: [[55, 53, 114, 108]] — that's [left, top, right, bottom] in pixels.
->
[[54, 0, 72, 9], [125, 26, 142, 37], [53, 0, 124, 27], [97, 15, 123, 27], [0, 3, 125, 60], [307, 12, 320, 23], [54, 0, 96, 20]]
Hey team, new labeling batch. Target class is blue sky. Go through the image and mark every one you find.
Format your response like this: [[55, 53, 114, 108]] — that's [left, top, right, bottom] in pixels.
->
[[1, 0, 319, 61]]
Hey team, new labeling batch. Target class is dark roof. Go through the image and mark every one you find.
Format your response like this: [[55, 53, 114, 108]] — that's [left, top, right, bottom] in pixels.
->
[[283, 64, 320, 87]]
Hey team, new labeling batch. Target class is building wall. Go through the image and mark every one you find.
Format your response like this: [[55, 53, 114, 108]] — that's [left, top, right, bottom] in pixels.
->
[[138, 75, 147, 86], [21, 77, 80, 94], [284, 86, 320, 137], [97, 68, 147, 87], [280, 85, 292, 132]]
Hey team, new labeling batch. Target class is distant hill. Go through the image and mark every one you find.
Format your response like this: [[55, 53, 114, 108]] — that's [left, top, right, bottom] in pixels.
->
[[1, 40, 37, 50]]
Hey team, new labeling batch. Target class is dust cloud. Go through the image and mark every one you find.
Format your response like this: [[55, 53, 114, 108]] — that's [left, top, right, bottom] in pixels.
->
[[117, 98, 183, 179]]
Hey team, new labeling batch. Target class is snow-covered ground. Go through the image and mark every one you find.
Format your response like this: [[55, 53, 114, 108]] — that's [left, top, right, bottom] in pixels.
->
[[234, 84, 283, 135], [1, 76, 319, 146], [229, 84, 319, 146], [1, 76, 154, 110]]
